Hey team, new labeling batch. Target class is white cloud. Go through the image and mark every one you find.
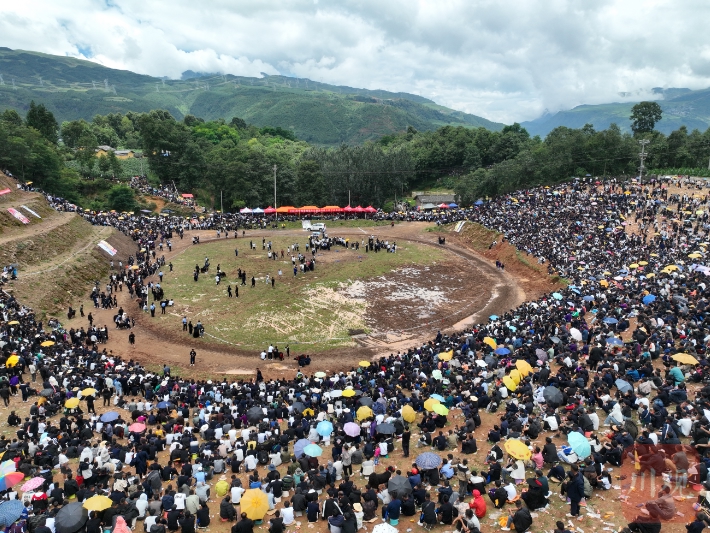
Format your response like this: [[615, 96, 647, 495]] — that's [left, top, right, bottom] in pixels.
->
[[1, 0, 709, 123]]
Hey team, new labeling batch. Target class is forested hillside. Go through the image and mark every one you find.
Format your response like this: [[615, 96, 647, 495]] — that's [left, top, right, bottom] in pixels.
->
[[0, 48, 503, 145]]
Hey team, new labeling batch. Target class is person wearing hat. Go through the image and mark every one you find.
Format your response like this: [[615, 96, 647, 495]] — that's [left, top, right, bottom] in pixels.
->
[[352, 502, 364, 529]]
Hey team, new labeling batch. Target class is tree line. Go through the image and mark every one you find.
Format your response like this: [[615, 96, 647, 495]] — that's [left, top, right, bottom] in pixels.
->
[[1, 100, 710, 211]]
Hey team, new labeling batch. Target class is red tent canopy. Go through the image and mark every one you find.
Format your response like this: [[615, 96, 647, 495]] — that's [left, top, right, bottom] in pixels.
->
[[181, 193, 194, 198], [264, 206, 276, 214], [353, 206, 365, 213], [364, 206, 377, 213], [438, 203, 449, 208], [343, 205, 354, 213], [321, 205, 344, 213]]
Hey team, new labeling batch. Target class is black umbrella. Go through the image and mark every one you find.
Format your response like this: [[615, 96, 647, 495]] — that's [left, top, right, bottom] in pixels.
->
[[247, 406, 264, 424], [375, 423, 395, 434], [292, 402, 306, 413], [543, 386, 563, 408], [55, 502, 88, 533], [484, 355, 496, 366], [358, 397, 373, 407], [388, 474, 413, 497], [40, 388, 53, 397]]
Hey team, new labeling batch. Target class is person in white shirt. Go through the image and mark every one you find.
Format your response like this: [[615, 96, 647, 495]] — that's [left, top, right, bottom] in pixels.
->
[[174, 492, 186, 510], [281, 501, 295, 525], [231, 485, 245, 504], [244, 454, 258, 472], [503, 481, 517, 502]]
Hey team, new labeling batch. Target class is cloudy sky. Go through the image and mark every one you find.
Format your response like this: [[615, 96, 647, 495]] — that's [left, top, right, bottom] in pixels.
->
[[1, 0, 709, 123]]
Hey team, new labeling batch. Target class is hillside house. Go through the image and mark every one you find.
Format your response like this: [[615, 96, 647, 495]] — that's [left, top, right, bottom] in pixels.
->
[[95, 146, 135, 159]]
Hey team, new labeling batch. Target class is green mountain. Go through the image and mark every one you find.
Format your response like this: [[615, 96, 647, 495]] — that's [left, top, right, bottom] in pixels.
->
[[522, 87, 710, 137], [0, 47, 504, 145]]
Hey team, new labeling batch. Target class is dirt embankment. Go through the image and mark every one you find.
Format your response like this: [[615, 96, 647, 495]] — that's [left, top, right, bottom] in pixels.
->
[[0, 173, 137, 318]]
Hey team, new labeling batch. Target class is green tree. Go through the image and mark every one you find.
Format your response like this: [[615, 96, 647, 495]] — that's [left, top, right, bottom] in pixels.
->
[[107, 150, 122, 178], [295, 160, 327, 205], [107, 185, 136, 211], [97, 154, 111, 175], [0, 109, 23, 127], [630, 101, 663, 135], [61, 120, 90, 148], [76, 132, 98, 175], [25, 101, 58, 144]]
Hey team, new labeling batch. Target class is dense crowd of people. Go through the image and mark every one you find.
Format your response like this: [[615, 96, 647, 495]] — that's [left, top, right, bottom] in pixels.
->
[[1, 175, 710, 533]]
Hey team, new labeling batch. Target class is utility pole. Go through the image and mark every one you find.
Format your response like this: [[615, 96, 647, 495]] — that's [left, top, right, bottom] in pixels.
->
[[220, 190, 223, 214], [638, 139, 650, 181], [273, 165, 277, 209]]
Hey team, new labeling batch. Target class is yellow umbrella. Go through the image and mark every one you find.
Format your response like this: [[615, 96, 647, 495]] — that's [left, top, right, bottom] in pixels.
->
[[401, 405, 416, 423], [341, 389, 356, 398], [81, 388, 97, 397], [629, 263, 639, 269], [689, 253, 702, 259], [438, 350, 453, 361], [664, 265, 679, 271], [84, 495, 113, 511], [7, 321, 19, 325], [505, 439, 531, 460], [423, 398, 440, 412], [130, 265, 140, 270], [356, 406, 373, 421], [515, 360, 533, 376], [303, 408, 314, 417], [672, 353, 699, 365], [483, 337, 497, 349], [40, 341, 55, 347], [432, 403, 449, 416], [603, 271, 612, 276], [646, 273, 656, 278], [600, 280, 609, 287], [502, 376, 517, 391], [240, 489, 269, 520], [65, 398, 80, 409], [359, 361, 371, 368], [509, 369, 521, 384], [638, 261, 648, 266], [5, 355, 19, 367]]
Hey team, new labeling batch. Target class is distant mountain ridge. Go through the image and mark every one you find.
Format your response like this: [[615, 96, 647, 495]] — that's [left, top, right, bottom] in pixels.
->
[[522, 86, 710, 137], [0, 47, 504, 145]]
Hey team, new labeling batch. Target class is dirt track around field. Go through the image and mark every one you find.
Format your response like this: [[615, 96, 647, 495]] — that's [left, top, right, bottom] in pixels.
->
[[59, 222, 534, 379]]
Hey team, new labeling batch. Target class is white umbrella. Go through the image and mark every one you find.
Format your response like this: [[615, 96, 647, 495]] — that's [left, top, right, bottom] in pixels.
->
[[569, 328, 582, 341]]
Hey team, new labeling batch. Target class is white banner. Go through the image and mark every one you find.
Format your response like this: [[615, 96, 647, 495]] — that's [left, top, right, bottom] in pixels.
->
[[97, 240, 117, 256], [20, 205, 41, 219], [454, 220, 466, 233]]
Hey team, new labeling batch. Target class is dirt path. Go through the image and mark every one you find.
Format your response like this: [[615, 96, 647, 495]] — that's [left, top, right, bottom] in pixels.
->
[[59, 222, 535, 379]]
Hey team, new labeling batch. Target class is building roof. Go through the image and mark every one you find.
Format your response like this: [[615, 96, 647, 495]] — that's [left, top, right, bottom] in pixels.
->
[[96, 145, 115, 152], [414, 193, 456, 204]]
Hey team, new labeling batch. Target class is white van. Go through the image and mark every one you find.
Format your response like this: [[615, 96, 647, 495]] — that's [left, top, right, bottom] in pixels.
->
[[308, 223, 326, 232]]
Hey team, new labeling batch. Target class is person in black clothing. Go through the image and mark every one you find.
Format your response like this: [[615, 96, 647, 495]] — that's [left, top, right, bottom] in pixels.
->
[[268, 510, 284, 533], [436, 494, 454, 525], [35, 519, 52, 533], [433, 431, 447, 451], [179, 512, 195, 533], [86, 512, 102, 533], [196, 503, 210, 528], [167, 506, 182, 532], [232, 513, 254, 533], [489, 480, 507, 509], [402, 427, 411, 458], [401, 494, 416, 516]]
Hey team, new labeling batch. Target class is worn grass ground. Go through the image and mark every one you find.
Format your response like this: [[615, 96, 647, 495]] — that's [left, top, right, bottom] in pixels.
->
[[155, 235, 444, 351]]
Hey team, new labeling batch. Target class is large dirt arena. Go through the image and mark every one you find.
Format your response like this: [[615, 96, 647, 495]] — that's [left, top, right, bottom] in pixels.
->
[[57, 222, 532, 379]]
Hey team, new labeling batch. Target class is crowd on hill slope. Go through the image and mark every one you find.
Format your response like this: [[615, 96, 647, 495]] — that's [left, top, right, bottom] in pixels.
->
[[0, 176, 710, 533]]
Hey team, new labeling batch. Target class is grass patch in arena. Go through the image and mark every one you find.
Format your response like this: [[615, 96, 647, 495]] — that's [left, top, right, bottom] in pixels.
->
[[157, 235, 444, 352]]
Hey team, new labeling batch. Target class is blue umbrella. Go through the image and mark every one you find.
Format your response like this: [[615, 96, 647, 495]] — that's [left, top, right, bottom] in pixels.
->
[[430, 394, 445, 402], [415, 452, 442, 469], [603, 317, 618, 324], [607, 337, 623, 346], [303, 444, 323, 457], [583, 295, 594, 301], [508, 325, 517, 332], [494, 347, 510, 355], [157, 401, 172, 409], [642, 294, 656, 305], [568, 432, 591, 459], [552, 293, 563, 300], [588, 276, 597, 281], [605, 228, 613, 232], [100, 411, 119, 423], [489, 315, 499, 320], [294, 438, 311, 459], [448, 203, 458, 208], [0, 500, 23, 527], [474, 200, 484, 206], [570, 288, 581, 295], [316, 420, 333, 437], [615, 379, 632, 393]]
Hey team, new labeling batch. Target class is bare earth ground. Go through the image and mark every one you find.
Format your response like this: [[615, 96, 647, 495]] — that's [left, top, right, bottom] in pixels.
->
[[54, 223, 530, 379]]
